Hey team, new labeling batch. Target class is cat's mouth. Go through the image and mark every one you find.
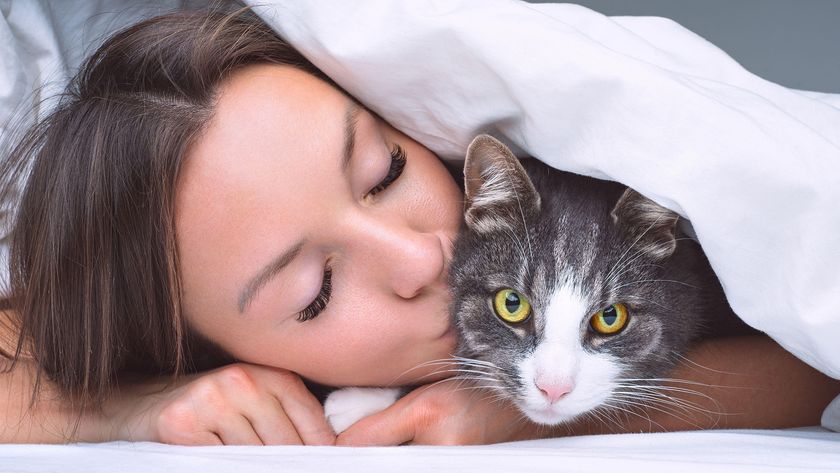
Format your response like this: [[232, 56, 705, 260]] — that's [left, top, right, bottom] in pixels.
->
[[516, 380, 609, 425]]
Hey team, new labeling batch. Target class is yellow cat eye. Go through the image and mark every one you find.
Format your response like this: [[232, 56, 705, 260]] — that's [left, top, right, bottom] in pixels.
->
[[590, 303, 629, 335], [493, 289, 531, 324]]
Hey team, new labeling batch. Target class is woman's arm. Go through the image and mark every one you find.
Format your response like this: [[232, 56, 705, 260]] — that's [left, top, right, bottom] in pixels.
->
[[0, 358, 337, 445], [1, 308, 335, 445], [0, 360, 110, 443], [532, 334, 840, 438], [1, 360, 337, 445], [338, 335, 840, 445]]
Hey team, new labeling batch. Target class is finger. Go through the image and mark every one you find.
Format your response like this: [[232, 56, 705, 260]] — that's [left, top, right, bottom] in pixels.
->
[[254, 368, 335, 445], [336, 400, 415, 446], [244, 397, 303, 445], [214, 414, 264, 446], [178, 431, 224, 446], [276, 391, 335, 445]]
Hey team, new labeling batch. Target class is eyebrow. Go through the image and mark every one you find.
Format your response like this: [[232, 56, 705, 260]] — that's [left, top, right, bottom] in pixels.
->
[[237, 100, 361, 314], [341, 101, 361, 175]]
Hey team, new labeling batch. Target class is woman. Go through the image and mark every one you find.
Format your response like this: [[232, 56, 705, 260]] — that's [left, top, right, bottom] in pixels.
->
[[1, 8, 837, 445]]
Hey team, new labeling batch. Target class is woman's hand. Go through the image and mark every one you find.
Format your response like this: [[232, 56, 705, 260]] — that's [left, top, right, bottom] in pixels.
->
[[107, 363, 335, 446], [335, 379, 537, 446]]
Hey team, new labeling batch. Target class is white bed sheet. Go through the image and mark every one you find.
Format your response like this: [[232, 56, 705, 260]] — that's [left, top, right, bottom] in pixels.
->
[[0, 428, 838, 472]]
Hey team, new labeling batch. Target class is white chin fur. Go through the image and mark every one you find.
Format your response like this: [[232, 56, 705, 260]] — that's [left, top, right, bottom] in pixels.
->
[[517, 389, 608, 425], [514, 281, 622, 425]]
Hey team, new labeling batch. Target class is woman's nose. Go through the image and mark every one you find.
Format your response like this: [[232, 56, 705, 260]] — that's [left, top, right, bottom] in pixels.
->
[[354, 217, 447, 299]]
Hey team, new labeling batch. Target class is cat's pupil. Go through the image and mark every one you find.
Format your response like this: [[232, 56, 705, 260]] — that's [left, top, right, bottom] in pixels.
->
[[505, 293, 520, 312], [603, 306, 618, 325]]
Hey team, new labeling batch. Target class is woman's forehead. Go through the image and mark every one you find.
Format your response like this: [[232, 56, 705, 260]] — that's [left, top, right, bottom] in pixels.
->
[[181, 64, 349, 194]]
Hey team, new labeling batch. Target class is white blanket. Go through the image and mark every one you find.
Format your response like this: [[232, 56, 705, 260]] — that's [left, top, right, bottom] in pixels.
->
[[1, 0, 839, 437], [0, 428, 838, 472]]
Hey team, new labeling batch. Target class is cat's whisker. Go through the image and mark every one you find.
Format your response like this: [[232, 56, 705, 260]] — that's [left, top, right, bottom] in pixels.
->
[[592, 404, 627, 433], [614, 381, 726, 413], [610, 394, 707, 429], [602, 398, 665, 431], [450, 377, 504, 388], [476, 391, 512, 406], [457, 379, 504, 388], [407, 366, 501, 385], [607, 219, 656, 281], [502, 225, 530, 266], [642, 396, 723, 427], [616, 391, 720, 416], [582, 407, 616, 433], [618, 377, 735, 389], [450, 355, 502, 369], [621, 384, 720, 402], [605, 212, 669, 283], [635, 387, 728, 417], [386, 355, 504, 385], [604, 249, 648, 288], [598, 401, 638, 432], [611, 390, 708, 417], [603, 211, 680, 292], [411, 372, 487, 395], [385, 357, 462, 386], [671, 352, 745, 376], [611, 279, 700, 293], [612, 390, 725, 419], [399, 368, 459, 384], [605, 262, 662, 288], [593, 409, 622, 433], [453, 362, 504, 374], [451, 367, 499, 376], [499, 161, 534, 261]]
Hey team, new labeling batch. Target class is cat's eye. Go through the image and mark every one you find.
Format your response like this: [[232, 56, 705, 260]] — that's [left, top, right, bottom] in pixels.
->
[[493, 289, 531, 324], [590, 303, 629, 335]]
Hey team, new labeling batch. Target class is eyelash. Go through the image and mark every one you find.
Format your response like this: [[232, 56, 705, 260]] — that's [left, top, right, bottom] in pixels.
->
[[297, 266, 332, 322], [296, 144, 407, 322], [368, 144, 407, 197]]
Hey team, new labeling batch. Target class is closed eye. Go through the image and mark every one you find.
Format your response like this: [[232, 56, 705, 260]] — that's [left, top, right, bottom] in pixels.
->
[[368, 144, 406, 196], [297, 265, 332, 322]]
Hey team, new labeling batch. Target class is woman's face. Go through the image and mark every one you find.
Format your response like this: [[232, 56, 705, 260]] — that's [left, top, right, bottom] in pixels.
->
[[176, 65, 463, 387]]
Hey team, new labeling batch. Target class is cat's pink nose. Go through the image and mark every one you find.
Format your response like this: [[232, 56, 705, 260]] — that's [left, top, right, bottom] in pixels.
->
[[535, 379, 574, 403]]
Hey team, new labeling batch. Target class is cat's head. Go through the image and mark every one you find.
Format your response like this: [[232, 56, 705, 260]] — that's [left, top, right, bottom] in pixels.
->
[[450, 135, 697, 425]]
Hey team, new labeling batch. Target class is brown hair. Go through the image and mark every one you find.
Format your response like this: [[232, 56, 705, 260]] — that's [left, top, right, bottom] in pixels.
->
[[0, 7, 330, 407]]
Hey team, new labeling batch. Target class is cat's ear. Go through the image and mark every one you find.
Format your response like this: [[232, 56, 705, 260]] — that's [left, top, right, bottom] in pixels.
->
[[463, 135, 540, 234], [610, 188, 679, 260]]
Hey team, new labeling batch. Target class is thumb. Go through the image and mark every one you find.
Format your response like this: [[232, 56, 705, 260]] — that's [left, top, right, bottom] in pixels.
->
[[336, 400, 416, 446]]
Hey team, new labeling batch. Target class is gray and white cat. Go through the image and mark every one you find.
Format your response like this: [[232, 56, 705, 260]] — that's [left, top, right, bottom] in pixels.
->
[[448, 134, 751, 427], [324, 135, 748, 432]]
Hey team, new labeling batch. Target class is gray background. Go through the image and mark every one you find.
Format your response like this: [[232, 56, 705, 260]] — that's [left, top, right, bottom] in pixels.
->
[[528, 0, 840, 93]]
